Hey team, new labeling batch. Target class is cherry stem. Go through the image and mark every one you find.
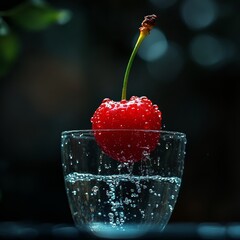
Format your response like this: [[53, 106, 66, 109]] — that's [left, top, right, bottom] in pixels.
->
[[121, 32, 146, 100], [121, 14, 157, 100]]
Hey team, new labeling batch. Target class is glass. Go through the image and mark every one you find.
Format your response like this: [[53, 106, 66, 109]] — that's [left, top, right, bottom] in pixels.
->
[[61, 129, 186, 238]]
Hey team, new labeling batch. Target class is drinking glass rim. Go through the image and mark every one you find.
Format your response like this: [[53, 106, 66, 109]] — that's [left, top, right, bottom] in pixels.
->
[[61, 129, 186, 138]]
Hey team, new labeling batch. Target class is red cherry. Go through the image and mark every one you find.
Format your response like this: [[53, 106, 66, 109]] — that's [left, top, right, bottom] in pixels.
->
[[91, 96, 161, 162], [91, 15, 160, 162]]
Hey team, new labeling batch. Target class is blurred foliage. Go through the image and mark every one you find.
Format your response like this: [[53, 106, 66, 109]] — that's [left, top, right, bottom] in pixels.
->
[[0, 32, 20, 77], [0, 0, 71, 78]]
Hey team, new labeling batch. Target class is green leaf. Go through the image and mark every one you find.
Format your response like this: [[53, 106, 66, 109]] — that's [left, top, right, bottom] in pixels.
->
[[0, 33, 20, 77], [8, 1, 72, 31]]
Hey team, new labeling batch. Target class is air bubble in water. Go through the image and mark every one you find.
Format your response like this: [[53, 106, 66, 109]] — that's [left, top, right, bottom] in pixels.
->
[[111, 207, 117, 212], [123, 197, 131, 205], [72, 190, 77, 196], [92, 186, 99, 195], [104, 163, 111, 169], [65, 172, 182, 231], [119, 212, 124, 217], [117, 164, 122, 172], [131, 193, 139, 198], [98, 152, 104, 174]]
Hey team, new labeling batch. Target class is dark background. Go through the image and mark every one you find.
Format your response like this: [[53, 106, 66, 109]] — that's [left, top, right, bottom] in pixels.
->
[[0, 0, 239, 225]]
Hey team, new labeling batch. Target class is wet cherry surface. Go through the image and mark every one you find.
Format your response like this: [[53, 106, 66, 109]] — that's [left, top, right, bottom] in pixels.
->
[[91, 96, 162, 162]]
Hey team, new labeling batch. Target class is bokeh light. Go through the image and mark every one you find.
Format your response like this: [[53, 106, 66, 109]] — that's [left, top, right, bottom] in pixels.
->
[[136, 29, 168, 62], [181, 0, 218, 30], [189, 34, 228, 67]]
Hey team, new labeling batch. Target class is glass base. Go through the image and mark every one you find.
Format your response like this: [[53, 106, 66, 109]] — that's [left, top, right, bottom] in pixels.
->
[[85, 222, 165, 239]]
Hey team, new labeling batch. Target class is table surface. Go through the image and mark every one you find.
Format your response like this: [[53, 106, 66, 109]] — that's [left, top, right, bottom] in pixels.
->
[[0, 222, 239, 239]]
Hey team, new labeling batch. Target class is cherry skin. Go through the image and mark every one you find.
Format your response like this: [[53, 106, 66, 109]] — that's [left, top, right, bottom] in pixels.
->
[[91, 96, 161, 162]]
